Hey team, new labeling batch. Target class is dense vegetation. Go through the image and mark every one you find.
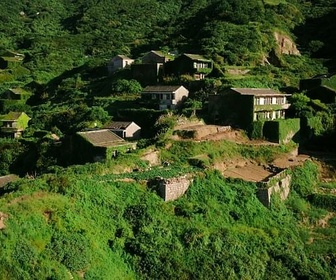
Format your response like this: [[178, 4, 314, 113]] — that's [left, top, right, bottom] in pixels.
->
[[0, 153, 336, 279], [1, 0, 336, 278]]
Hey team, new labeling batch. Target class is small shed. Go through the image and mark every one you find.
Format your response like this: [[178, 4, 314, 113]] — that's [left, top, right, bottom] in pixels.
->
[[103, 121, 141, 140], [1, 111, 31, 138], [75, 129, 136, 163], [108, 55, 134, 74]]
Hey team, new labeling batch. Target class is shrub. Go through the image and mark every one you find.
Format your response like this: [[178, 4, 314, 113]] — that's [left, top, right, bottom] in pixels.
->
[[48, 231, 92, 271], [308, 194, 336, 211], [249, 121, 265, 139], [291, 161, 319, 197]]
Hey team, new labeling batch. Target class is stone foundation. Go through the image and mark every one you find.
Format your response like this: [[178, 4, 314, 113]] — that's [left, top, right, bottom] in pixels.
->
[[150, 175, 193, 201], [257, 170, 291, 207]]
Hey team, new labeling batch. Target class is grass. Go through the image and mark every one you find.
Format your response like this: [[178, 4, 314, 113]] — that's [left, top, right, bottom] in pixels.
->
[[264, 0, 287, 5]]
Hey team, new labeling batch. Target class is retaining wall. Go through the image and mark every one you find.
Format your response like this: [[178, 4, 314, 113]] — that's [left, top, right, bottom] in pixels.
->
[[257, 169, 291, 207]]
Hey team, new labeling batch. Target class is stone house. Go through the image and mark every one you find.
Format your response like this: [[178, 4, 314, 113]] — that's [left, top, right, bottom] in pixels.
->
[[0, 111, 31, 138], [75, 129, 136, 163], [0, 51, 25, 70], [131, 63, 162, 86], [141, 50, 171, 64], [300, 73, 336, 103], [2, 88, 31, 102], [141, 85, 189, 110], [0, 88, 32, 111], [103, 121, 141, 140], [209, 88, 291, 128], [165, 53, 213, 80], [131, 51, 172, 86], [0, 174, 18, 189], [107, 55, 134, 74], [149, 175, 193, 201]]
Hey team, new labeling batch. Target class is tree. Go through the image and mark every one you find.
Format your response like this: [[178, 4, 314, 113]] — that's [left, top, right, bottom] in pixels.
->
[[111, 79, 142, 94]]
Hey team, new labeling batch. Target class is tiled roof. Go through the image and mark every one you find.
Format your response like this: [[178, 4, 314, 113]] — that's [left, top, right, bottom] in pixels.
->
[[150, 50, 166, 57], [8, 88, 30, 95], [312, 72, 336, 79], [183, 53, 211, 62], [77, 129, 126, 147], [142, 85, 185, 93], [0, 174, 18, 188], [231, 88, 290, 97], [103, 121, 133, 130], [2, 112, 24, 121], [116, 55, 133, 60]]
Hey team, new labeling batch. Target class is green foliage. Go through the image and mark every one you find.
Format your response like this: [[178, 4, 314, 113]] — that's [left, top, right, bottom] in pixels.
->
[[0, 1, 336, 278], [0, 153, 335, 279], [111, 79, 142, 95], [249, 120, 265, 139], [48, 230, 92, 271], [309, 193, 336, 211], [261, 118, 300, 144], [0, 138, 27, 175], [289, 93, 314, 117], [291, 160, 319, 197]]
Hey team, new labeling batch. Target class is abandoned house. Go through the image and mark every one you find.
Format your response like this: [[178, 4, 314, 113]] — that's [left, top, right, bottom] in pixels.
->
[[75, 129, 136, 163], [107, 55, 134, 74], [300, 73, 336, 103], [131, 50, 174, 86], [2, 88, 31, 102], [103, 121, 141, 140], [141, 50, 172, 64], [165, 53, 213, 80], [209, 88, 291, 128], [141, 85, 189, 110], [0, 111, 31, 138], [0, 51, 25, 70]]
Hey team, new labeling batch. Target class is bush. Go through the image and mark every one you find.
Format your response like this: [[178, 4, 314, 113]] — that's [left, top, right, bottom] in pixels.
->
[[48, 231, 92, 271], [308, 194, 336, 211], [249, 121, 265, 139], [291, 161, 319, 197]]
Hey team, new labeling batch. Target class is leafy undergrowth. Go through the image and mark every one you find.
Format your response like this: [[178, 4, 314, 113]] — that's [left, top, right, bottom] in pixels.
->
[[160, 139, 294, 166], [0, 160, 335, 279]]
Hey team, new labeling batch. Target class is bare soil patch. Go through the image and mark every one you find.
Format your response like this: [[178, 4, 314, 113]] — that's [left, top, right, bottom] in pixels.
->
[[219, 161, 273, 182], [172, 121, 311, 182]]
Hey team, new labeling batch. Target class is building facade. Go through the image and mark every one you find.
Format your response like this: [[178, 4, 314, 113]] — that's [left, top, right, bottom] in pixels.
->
[[209, 88, 291, 128], [141, 85, 189, 110]]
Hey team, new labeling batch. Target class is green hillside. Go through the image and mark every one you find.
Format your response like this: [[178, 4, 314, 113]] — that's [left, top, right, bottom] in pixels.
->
[[1, 143, 336, 279], [1, 0, 336, 279]]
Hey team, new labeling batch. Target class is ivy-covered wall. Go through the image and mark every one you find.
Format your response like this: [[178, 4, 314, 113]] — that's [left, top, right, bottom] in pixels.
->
[[73, 134, 136, 164], [263, 119, 300, 144], [16, 113, 30, 130], [250, 118, 300, 143], [249, 120, 265, 139]]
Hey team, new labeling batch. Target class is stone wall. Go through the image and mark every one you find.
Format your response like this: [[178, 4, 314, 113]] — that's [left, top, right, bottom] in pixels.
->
[[257, 170, 291, 207], [152, 175, 192, 201]]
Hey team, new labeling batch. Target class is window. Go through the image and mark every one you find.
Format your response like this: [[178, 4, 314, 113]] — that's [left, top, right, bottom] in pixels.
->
[[171, 93, 175, 100], [276, 97, 285, 104]]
